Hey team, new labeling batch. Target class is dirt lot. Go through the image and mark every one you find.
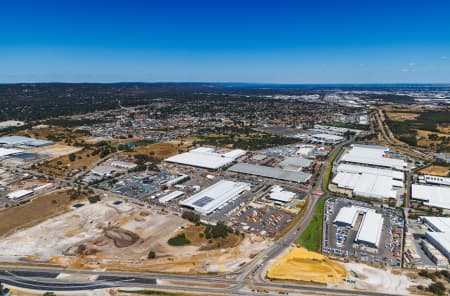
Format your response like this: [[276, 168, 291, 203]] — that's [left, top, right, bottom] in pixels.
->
[[0, 199, 269, 274], [30, 144, 82, 158], [0, 189, 76, 237], [385, 112, 419, 121], [267, 247, 347, 284], [419, 165, 449, 177]]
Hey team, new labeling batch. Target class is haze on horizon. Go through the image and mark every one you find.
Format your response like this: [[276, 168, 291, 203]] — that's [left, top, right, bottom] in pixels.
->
[[1, 0, 449, 84]]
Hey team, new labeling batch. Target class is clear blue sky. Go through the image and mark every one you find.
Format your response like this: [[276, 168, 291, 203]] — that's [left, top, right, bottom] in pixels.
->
[[1, 0, 449, 83]]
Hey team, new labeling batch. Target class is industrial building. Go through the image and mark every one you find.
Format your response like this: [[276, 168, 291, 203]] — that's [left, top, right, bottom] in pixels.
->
[[7, 189, 34, 200], [420, 216, 450, 264], [419, 175, 450, 186], [0, 148, 23, 158], [165, 147, 245, 170], [0, 136, 54, 147], [159, 190, 185, 204], [268, 185, 296, 203], [340, 144, 407, 171], [111, 160, 138, 170], [229, 162, 312, 183], [412, 184, 450, 210], [180, 180, 250, 215], [332, 163, 404, 199], [310, 133, 344, 144], [91, 166, 117, 177], [278, 157, 313, 171], [334, 205, 384, 248], [355, 210, 384, 248]]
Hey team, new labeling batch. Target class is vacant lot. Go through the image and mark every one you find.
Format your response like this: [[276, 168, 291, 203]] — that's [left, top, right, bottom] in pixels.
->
[[419, 165, 449, 177], [385, 112, 419, 122], [35, 148, 103, 178], [0, 189, 75, 237], [130, 142, 182, 160]]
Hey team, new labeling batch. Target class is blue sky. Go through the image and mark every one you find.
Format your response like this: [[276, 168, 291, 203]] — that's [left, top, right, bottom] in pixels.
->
[[1, 0, 449, 83]]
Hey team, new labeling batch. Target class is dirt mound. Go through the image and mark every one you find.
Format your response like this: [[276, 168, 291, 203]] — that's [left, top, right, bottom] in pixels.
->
[[105, 227, 140, 248]]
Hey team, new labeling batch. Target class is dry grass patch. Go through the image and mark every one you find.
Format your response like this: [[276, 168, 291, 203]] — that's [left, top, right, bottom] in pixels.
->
[[130, 142, 183, 160], [419, 165, 449, 177], [0, 190, 77, 237]]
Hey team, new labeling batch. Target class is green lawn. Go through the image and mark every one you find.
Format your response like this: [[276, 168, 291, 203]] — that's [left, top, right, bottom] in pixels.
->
[[297, 195, 330, 251], [322, 148, 340, 189]]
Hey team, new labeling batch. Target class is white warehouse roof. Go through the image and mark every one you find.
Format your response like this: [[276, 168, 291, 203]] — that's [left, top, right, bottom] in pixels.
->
[[334, 206, 360, 227], [165, 148, 244, 170], [355, 210, 384, 248], [268, 186, 296, 203], [180, 180, 250, 215], [421, 216, 450, 233], [333, 164, 403, 199], [412, 184, 450, 210], [159, 190, 185, 204], [340, 144, 407, 171], [0, 147, 23, 158], [7, 189, 33, 200]]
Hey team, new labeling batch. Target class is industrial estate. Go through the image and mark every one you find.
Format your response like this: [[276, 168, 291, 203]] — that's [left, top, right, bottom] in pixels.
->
[[0, 83, 449, 296]]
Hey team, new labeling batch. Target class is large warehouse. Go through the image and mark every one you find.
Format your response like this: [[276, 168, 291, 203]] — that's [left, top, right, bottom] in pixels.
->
[[180, 180, 250, 215], [412, 184, 450, 210], [332, 163, 404, 199], [165, 147, 245, 170], [340, 144, 407, 171], [421, 216, 450, 262], [334, 205, 384, 248], [355, 210, 384, 248], [229, 162, 312, 183]]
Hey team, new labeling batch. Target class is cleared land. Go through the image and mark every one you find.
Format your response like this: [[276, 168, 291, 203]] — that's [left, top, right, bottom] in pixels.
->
[[418, 165, 449, 177], [0, 189, 76, 237], [267, 247, 347, 284], [0, 199, 268, 274]]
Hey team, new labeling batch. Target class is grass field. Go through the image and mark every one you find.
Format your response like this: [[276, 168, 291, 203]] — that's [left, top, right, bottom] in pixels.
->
[[322, 148, 340, 189], [0, 190, 76, 237], [297, 195, 330, 252]]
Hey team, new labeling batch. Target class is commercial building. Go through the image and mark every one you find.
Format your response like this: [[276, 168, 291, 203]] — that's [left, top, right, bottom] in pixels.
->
[[333, 206, 360, 228], [229, 163, 312, 183], [332, 163, 404, 199], [165, 147, 245, 170], [412, 184, 450, 210], [268, 185, 296, 203], [180, 180, 250, 215], [340, 144, 407, 171]]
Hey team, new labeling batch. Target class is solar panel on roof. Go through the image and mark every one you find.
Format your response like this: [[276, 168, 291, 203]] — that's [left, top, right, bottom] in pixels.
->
[[193, 196, 214, 207]]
